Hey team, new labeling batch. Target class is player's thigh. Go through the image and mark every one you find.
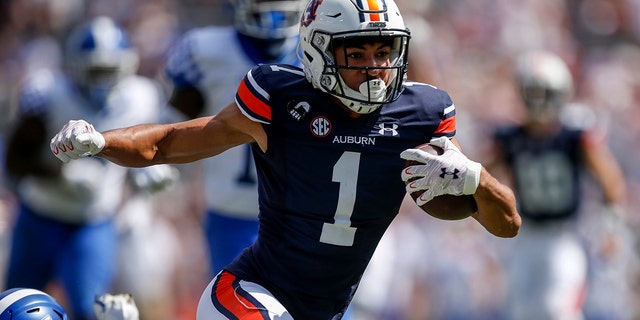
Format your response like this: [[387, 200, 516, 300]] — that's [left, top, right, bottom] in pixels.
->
[[6, 205, 62, 288], [60, 219, 118, 317], [61, 218, 118, 283], [197, 271, 293, 320]]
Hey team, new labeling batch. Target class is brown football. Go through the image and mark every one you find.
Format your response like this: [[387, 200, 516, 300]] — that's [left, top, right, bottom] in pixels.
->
[[404, 143, 478, 220]]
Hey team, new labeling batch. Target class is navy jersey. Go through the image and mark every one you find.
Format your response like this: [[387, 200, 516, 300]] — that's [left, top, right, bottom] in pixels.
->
[[227, 64, 456, 319], [494, 126, 585, 222]]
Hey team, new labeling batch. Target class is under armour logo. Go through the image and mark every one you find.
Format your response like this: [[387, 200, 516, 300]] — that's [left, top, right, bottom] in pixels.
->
[[439, 168, 460, 179], [378, 123, 399, 136]]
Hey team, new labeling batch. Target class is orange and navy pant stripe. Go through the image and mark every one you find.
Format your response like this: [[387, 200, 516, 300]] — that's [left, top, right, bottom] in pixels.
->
[[211, 271, 270, 319]]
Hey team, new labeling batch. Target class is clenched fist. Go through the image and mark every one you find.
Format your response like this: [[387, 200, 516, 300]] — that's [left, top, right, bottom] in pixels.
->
[[50, 120, 105, 163]]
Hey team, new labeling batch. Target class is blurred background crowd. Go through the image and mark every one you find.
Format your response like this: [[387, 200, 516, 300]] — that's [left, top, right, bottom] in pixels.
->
[[1, 0, 640, 319]]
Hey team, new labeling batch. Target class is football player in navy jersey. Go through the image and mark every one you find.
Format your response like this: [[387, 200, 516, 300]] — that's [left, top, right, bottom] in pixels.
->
[[49, 0, 521, 319], [489, 50, 628, 319]]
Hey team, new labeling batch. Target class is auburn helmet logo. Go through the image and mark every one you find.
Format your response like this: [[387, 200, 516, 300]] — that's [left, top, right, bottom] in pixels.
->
[[301, 0, 324, 27]]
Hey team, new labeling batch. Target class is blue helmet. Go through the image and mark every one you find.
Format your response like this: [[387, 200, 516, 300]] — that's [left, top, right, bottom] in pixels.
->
[[233, 0, 306, 40], [0, 288, 68, 320], [65, 16, 139, 106]]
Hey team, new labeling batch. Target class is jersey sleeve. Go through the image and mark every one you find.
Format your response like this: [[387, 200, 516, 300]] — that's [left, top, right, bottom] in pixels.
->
[[235, 65, 273, 124], [434, 100, 457, 138], [402, 81, 458, 139], [164, 31, 203, 89], [419, 83, 457, 138]]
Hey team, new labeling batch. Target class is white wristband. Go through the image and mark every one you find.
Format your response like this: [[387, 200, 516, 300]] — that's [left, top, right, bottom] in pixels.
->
[[462, 160, 481, 195]]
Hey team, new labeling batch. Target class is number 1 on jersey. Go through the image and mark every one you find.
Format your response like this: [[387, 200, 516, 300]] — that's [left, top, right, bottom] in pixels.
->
[[320, 151, 359, 246]]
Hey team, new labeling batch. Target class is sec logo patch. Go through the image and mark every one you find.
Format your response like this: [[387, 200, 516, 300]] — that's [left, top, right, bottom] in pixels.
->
[[310, 116, 332, 138]]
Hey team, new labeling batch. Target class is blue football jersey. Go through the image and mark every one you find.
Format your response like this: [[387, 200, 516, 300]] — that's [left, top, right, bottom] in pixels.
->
[[227, 63, 457, 319]]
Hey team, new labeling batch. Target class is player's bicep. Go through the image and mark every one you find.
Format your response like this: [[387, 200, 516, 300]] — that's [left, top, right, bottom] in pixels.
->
[[219, 101, 268, 152], [176, 102, 266, 157]]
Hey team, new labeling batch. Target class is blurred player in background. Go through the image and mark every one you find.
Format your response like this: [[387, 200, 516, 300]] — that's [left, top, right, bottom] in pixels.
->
[[164, 0, 305, 275], [488, 50, 628, 320], [3, 16, 176, 319]]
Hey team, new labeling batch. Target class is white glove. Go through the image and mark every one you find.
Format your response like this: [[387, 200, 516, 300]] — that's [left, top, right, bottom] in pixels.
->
[[50, 120, 105, 163], [401, 136, 481, 206], [129, 164, 180, 193], [94, 293, 140, 320]]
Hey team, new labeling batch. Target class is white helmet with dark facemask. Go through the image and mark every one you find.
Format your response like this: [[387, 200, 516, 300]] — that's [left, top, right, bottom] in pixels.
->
[[297, 0, 411, 114], [515, 50, 574, 124], [233, 0, 306, 40]]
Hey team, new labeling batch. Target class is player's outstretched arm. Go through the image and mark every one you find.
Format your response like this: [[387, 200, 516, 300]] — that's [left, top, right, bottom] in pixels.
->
[[50, 102, 266, 167], [471, 168, 521, 238]]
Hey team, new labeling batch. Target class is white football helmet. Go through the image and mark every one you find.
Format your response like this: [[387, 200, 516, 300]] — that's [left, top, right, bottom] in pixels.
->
[[297, 0, 411, 114], [65, 16, 139, 107], [233, 0, 306, 40], [515, 50, 574, 124]]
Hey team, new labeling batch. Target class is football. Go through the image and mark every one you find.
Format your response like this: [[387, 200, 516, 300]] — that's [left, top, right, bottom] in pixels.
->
[[404, 143, 478, 220]]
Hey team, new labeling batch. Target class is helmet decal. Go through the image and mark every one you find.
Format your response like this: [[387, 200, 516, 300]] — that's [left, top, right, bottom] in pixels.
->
[[301, 0, 324, 27], [355, 0, 388, 22]]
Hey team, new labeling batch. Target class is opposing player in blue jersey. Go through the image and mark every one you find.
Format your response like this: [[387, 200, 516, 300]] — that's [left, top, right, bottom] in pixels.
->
[[49, 0, 521, 319], [164, 0, 306, 275], [4, 17, 175, 319], [490, 50, 628, 319]]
